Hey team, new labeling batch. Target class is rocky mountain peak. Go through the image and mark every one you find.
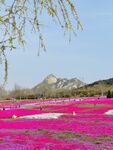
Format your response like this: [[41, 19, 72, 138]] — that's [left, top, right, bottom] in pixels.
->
[[33, 74, 86, 93], [44, 74, 57, 84]]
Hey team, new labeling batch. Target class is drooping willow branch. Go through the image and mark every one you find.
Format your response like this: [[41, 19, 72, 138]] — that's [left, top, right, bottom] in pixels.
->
[[0, 0, 83, 83]]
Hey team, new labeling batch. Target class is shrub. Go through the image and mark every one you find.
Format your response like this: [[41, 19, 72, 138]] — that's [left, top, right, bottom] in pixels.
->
[[107, 90, 112, 98]]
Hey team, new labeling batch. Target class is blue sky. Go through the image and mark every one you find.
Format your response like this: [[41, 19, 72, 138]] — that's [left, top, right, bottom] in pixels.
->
[[2, 0, 113, 89]]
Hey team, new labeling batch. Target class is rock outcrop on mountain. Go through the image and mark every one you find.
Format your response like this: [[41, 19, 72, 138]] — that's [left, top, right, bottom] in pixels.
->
[[33, 74, 86, 93]]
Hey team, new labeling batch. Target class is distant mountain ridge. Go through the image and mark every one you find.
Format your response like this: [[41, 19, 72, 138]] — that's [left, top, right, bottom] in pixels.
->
[[33, 74, 86, 93], [1, 76, 113, 99], [81, 78, 113, 96], [86, 78, 113, 87]]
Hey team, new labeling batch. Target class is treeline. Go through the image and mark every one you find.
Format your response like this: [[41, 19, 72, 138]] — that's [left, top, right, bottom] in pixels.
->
[[0, 86, 111, 100]]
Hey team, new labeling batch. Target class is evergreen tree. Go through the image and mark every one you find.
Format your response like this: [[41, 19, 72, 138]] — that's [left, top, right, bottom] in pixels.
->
[[111, 91, 113, 98], [107, 90, 111, 98]]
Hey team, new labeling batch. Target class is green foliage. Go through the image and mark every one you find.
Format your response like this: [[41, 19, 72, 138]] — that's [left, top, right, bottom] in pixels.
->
[[111, 91, 113, 98], [107, 90, 111, 98], [107, 90, 113, 98], [0, 0, 82, 83]]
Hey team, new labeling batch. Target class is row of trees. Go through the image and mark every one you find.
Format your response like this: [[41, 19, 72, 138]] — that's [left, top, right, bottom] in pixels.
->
[[0, 85, 111, 100]]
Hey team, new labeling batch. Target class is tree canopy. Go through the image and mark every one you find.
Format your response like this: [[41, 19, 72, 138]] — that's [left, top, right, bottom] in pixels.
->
[[0, 0, 82, 83]]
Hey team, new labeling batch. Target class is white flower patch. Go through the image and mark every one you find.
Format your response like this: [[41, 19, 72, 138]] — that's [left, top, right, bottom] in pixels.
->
[[105, 110, 113, 115], [19, 113, 63, 119]]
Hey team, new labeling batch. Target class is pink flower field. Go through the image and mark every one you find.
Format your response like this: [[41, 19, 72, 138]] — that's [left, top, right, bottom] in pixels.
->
[[0, 98, 113, 149]]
